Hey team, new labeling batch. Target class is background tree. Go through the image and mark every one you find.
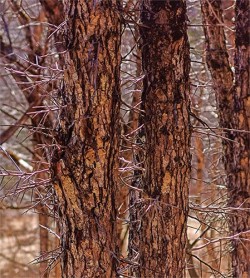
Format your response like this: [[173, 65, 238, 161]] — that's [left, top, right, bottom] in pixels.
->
[[0, 0, 64, 276]]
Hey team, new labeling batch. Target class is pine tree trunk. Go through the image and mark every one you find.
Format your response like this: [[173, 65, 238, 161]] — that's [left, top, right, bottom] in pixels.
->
[[52, 1, 121, 277], [201, 0, 250, 276], [129, 1, 191, 276]]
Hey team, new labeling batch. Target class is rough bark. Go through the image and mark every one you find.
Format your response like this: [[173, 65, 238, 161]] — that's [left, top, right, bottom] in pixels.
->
[[129, 1, 191, 277], [200, 0, 234, 125], [221, 0, 235, 66], [52, 1, 121, 277], [230, 1, 250, 276], [201, 0, 250, 276]]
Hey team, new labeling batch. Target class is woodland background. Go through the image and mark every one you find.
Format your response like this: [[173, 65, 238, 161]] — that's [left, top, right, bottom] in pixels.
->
[[0, 0, 249, 277]]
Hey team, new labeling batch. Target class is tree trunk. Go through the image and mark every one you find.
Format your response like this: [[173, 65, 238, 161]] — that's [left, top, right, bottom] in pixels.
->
[[52, 1, 121, 277], [230, 1, 250, 276], [129, 1, 191, 276], [200, 0, 234, 124], [201, 0, 250, 276]]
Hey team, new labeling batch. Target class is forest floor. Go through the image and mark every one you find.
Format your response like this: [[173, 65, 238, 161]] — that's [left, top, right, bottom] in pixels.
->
[[0, 209, 39, 278], [0, 208, 230, 278]]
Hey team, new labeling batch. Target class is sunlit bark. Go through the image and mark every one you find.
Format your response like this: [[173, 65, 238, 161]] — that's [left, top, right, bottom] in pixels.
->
[[52, 1, 121, 277]]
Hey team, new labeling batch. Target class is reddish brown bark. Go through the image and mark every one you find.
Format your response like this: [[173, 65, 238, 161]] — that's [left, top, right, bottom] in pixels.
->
[[230, 1, 250, 276], [201, 0, 250, 276], [52, 1, 121, 277], [129, 1, 191, 276]]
